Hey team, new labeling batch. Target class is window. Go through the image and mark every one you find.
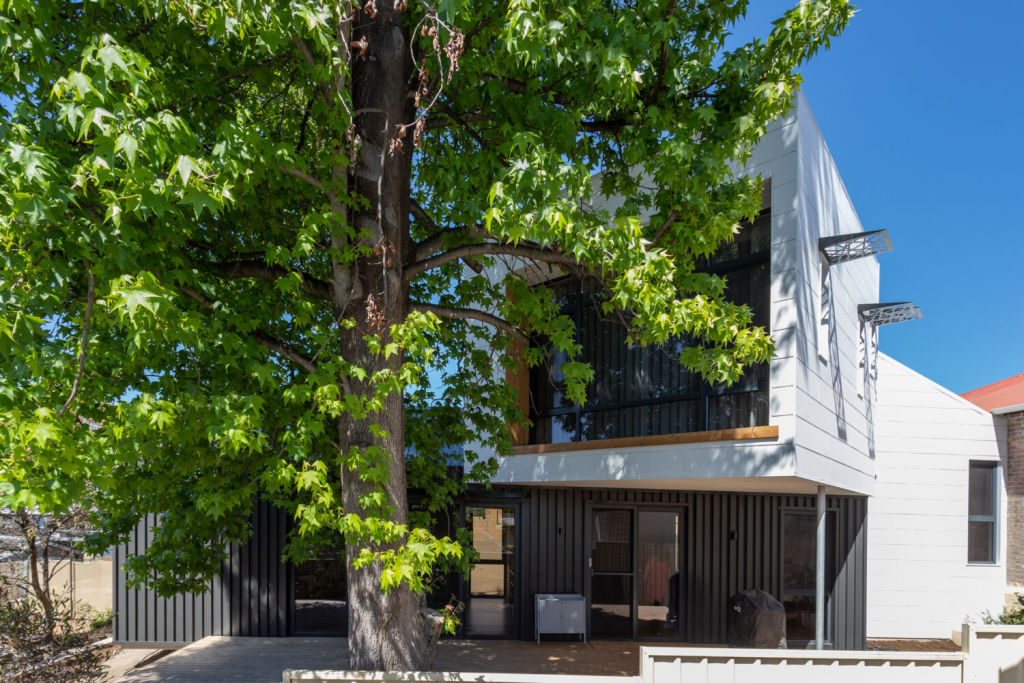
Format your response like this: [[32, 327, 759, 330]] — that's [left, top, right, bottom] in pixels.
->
[[817, 254, 830, 364], [781, 509, 836, 643], [528, 211, 771, 445], [968, 461, 998, 564]]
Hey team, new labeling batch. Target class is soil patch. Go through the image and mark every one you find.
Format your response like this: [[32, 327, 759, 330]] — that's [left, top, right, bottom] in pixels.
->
[[867, 638, 960, 652]]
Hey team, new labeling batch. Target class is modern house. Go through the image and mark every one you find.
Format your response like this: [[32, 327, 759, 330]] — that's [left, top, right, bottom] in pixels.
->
[[112, 93, 1007, 650]]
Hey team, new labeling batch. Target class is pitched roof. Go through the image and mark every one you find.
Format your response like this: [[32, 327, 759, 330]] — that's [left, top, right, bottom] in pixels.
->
[[962, 372, 1024, 412]]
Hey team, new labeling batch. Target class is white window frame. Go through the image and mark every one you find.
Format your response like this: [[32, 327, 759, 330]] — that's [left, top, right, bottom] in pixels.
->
[[967, 460, 1000, 565], [817, 254, 830, 364]]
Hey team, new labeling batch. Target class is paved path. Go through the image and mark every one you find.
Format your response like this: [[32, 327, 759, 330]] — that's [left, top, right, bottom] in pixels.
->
[[114, 637, 644, 682], [118, 637, 349, 682], [103, 648, 171, 682]]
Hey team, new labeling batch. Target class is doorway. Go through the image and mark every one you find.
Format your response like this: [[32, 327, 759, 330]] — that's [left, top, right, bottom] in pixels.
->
[[293, 544, 347, 635], [463, 505, 518, 638], [587, 506, 685, 640]]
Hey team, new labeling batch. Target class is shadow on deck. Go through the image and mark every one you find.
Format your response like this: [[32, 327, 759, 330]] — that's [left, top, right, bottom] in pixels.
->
[[114, 636, 683, 682]]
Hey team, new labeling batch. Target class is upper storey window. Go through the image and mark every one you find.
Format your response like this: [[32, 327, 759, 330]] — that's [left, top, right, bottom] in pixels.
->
[[528, 211, 771, 445]]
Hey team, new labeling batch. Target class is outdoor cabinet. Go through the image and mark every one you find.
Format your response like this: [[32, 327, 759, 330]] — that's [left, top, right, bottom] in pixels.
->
[[534, 593, 586, 644]]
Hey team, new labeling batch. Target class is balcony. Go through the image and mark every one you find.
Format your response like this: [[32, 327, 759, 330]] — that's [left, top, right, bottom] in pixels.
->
[[515, 211, 772, 454]]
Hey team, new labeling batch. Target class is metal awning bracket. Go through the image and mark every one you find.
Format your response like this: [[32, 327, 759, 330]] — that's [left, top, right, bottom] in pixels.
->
[[857, 302, 922, 326], [819, 229, 893, 265]]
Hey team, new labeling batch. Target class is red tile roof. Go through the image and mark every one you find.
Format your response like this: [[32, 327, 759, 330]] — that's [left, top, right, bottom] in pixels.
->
[[962, 373, 1024, 412]]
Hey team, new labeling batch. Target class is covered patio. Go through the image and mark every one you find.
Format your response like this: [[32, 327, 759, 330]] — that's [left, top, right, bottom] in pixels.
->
[[113, 636, 654, 682]]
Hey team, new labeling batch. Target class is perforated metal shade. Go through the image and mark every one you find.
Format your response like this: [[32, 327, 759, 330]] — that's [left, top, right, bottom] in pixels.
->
[[858, 302, 922, 326], [819, 229, 893, 265]]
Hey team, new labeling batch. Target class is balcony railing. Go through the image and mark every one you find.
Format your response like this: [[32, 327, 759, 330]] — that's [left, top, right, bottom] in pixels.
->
[[523, 211, 771, 448]]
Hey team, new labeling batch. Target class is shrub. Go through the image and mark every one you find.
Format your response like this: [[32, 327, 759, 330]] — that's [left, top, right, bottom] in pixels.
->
[[0, 581, 107, 682], [88, 608, 114, 632], [1003, 594, 1024, 625]]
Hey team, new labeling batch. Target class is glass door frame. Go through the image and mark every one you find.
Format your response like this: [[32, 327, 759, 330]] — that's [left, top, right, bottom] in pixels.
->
[[457, 499, 522, 640], [780, 506, 837, 648], [584, 501, 688, 641], [290, 539, 349, 637]]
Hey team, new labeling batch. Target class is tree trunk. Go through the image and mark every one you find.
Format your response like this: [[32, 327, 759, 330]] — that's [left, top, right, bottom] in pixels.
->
[[338, 1, 426, 671], [25, 527, 56, 642]]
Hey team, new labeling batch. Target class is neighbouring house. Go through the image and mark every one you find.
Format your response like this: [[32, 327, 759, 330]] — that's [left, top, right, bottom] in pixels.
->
[[111, 93, 1004, 650], [0, 512, 113, 615], [963, 374, 1024, 605]]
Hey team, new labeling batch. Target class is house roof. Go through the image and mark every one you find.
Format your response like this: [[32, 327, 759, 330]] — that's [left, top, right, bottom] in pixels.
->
[[962, 372, 1024, 412]]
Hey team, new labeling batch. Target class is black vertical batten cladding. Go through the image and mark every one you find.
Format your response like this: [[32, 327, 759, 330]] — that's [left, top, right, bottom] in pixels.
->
[[112, 499, 292, 646], [114, 487, 867, 649], [478, 486, 868, 649]]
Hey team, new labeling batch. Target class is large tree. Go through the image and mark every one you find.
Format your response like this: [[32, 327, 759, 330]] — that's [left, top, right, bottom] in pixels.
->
[[0, 0, 850, 670]]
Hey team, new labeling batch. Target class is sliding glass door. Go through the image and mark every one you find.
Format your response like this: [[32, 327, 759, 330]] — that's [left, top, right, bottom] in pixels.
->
[[637, 509, 681, 639], [781, 509, 836, 644], [590, 508, 634, 638], [464, 505, 517, 638], [589, 506, 684, 640]]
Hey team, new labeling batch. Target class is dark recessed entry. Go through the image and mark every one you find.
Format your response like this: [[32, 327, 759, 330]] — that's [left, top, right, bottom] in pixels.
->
[[294, 543, 347, 635]]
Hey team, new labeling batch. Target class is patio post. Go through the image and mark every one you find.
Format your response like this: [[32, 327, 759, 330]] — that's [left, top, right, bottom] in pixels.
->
[[815, 484, 826, 650]]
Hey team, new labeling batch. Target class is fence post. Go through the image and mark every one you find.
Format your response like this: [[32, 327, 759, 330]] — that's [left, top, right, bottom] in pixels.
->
[[961, 623, 973, 683], [638, 646, 650, 683]]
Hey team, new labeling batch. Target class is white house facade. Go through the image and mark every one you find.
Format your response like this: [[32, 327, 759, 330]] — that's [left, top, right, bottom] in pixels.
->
[[869, 354, 1007, 638]]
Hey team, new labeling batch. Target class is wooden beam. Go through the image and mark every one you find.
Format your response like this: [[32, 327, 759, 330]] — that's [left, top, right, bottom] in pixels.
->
[[509, 425, 779, 455], [506, 338, 530, 447]]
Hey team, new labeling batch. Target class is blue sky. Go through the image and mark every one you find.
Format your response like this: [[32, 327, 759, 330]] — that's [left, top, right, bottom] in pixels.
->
[[731, 1, 1024, 394]]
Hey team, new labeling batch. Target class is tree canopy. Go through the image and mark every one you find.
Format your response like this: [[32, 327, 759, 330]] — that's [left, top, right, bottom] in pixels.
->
[[0, 0, 851, 669]]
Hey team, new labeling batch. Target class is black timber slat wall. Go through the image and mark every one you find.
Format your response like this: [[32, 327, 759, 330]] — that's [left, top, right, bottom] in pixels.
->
[[492, 487, 867, 650], [113, 488, 867, 649], [113, 499, 292, 646]]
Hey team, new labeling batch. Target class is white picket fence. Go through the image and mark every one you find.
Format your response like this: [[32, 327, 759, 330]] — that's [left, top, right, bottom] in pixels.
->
[[283, 674, 636, 683], [640, 647, 964, 683], [962, 623, 1024, 683], [282, 623, 1024, 683]]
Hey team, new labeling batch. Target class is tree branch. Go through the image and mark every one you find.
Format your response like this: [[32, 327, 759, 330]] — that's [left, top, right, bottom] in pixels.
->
[[57, 264, 94, 418], [439, 103, 490, 150], [409, 200, 488, 260], [580, 119, 628, 134], [644, 0, 679, 106], [281, 166, 335, 201], [411, 303, 527, 345], [252, 330, 318, 373], [209, 260, 332, 300], [414, 226, 484, 261], [294, 36, 317, 68], [405, 243, 581, 282], [496, 76, 570, 107], [295, 96, 315, 152], [650, 209, 680, 247], [423, 110, 491, 131], [177, 285, 318, 373]]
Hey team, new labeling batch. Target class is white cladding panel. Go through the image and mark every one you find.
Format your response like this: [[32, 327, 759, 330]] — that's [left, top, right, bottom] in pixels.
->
[[785, 93, 878, 495], [867, 353, 1007, 638], [491, 104, 803, 486], [491, 95, 885, 494]]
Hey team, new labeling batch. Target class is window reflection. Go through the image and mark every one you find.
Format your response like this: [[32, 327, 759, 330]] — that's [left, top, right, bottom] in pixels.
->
[[781, 510, 836, 643], [529, 211, 771, 445]]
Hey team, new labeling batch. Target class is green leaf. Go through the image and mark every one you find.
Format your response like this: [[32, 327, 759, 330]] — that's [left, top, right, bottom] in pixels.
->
[[115, 132, 139, 166], [97, 44, 130, 78], [172, 155, 200, 186]]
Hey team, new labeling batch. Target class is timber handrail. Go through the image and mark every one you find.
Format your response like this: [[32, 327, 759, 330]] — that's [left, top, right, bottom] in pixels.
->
[[510, 425, 779, 455]]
